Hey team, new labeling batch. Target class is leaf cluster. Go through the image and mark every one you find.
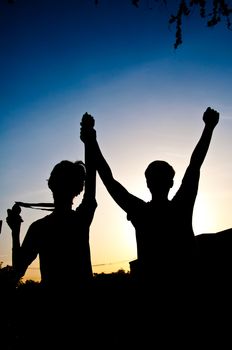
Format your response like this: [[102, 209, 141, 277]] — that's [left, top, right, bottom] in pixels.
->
[[5, 1, 232, 48], [168, 0, 232, 48], [95, 0, 232, 48]]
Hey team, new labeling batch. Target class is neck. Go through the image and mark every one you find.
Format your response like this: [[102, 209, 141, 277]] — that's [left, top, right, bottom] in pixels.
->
[[151, 192, 169, 202], [53, 199, 73, 212]]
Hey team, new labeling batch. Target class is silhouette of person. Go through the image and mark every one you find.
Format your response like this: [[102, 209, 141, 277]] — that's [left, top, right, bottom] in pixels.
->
[[5, 113, 98, 348], [6, 114, 97, 288], [81, 107, 220, 298], [6, 113, 97, 294]]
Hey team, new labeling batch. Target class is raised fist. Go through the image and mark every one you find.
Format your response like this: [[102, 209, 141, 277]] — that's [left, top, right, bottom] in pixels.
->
[[80, 112, 96, 143], [203, 107, 219, 128], [6, 203, 23, 234], [81, 112, 95, 128]]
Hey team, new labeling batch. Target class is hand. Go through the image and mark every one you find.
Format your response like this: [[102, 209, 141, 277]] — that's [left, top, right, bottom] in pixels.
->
[[80, 112, 96, 143], [81, 112, 95, 128], [6, 204, 23, 235], [203, 107, 219, 128]]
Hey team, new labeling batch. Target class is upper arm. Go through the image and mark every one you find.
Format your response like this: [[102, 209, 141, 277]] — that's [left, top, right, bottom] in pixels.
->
[[19, 223, 39, 272], [103, 178, 141, 213], [174, 165, 200, 203]]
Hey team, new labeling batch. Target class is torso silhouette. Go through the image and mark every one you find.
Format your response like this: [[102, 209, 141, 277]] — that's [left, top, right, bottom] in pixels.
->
[[127, 165, 199, 284], [18, 200, 97, 290]]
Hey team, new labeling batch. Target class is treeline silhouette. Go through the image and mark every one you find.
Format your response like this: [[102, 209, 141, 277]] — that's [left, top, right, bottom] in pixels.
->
[[0, 268, 134, 349], [1, 232, 232, 350]]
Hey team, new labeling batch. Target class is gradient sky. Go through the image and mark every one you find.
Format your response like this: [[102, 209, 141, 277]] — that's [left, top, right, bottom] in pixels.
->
[[1, 0, 232, 282]]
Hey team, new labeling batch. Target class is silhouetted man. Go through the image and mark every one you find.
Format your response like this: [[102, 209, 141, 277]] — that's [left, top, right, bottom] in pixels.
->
[[6, 113, 97, 294], [5, 114, 98, 348], [81, 107, 219, 297]]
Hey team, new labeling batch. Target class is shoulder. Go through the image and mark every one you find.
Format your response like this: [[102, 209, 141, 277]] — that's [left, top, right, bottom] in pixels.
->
[[127, 198, 147, 221], [28, 214, 53, 231]]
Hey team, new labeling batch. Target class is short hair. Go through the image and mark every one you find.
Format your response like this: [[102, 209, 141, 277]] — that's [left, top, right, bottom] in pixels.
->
[[145, 160, 175, 181], [48, 160, 86, 195]]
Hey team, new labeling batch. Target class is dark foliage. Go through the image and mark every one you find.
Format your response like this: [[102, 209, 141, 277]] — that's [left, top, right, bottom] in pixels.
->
[[4, 0, 232, 48], [96, 0, 232, 48], [168, 0, 232, 48]]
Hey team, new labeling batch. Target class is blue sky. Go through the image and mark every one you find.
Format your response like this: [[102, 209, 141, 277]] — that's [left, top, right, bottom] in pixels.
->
[[1, 0, 232, 281]]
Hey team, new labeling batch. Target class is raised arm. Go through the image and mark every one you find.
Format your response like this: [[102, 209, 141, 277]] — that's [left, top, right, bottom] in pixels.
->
[[80, 113, 96, 203], [189, 107, 219, 169], [6, 203, 23, 269], [80, 113, 138, 212]]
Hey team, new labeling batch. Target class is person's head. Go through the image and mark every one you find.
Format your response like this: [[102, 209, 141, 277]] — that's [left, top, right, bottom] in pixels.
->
[[145, 160, 175, 197], [48, 160, 86, 203]]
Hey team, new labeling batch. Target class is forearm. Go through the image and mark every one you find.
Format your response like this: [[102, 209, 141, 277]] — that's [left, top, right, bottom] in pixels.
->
[[94, 139, 133, 211], [190, 125, 215, 168], [83, 140, 96, 201], [94, 139, 115, 184], [80, 117, 131, 210], [12, 232, 21, 268]]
